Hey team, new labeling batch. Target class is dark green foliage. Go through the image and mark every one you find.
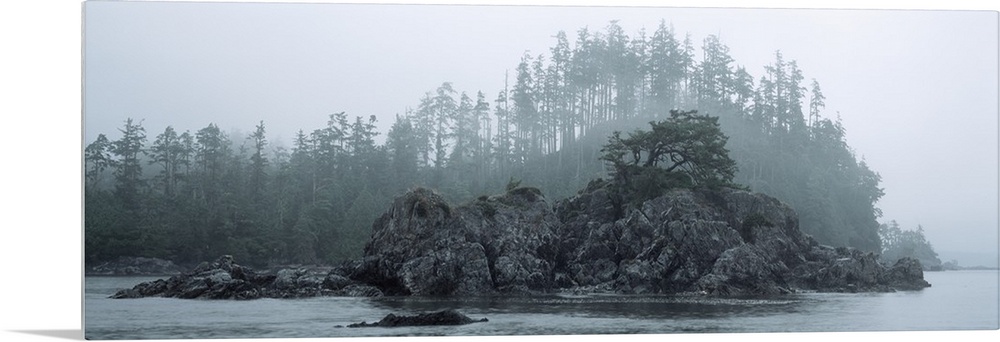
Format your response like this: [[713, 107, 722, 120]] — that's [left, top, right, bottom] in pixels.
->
[[84, 19, 891, 267], [599, 109, 740, 203], [614, 165, 688, 206]]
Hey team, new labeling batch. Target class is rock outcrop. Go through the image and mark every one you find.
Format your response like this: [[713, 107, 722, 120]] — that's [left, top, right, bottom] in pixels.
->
[[88, 256, 185, 276], [346, 187, 560, 296], [347, 310, 488, 327], [113, 183, 929, 300], [554, 182, 929, 295], [111, 255, 383, 299], [343, 184, 927, 296]]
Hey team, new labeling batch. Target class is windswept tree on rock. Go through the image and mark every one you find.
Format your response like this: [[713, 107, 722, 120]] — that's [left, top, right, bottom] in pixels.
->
[[600, 109, 739, 201]]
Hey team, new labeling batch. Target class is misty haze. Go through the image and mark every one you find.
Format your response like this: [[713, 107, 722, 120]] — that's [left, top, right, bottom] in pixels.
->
[[82, 1, 999, 340]]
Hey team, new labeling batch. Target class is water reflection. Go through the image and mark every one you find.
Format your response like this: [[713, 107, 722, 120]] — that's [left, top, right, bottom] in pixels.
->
[[367, 294, 806, 320]]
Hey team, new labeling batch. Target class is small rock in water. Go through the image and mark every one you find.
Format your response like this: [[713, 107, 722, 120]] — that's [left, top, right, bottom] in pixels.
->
[[347, 309, 488, 327]]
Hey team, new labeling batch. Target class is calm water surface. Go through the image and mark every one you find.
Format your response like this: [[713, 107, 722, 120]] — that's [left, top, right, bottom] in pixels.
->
[[84, 270, 1000, 340]]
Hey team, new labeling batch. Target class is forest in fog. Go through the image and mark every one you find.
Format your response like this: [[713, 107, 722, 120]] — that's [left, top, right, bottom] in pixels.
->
[[85, 20, 897, 267]]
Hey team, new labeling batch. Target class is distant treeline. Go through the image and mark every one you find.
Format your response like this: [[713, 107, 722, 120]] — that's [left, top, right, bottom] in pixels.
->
[[878, 220, 942, 270], [84, 20, 885, 267]]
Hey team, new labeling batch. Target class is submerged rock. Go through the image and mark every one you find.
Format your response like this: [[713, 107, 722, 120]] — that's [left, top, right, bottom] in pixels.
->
[[347, 309, 488, 327]]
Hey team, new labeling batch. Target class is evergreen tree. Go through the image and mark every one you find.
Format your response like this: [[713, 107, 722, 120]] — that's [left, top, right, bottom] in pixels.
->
[[695, 35, 735, 110], [412, 96, 435, 169], [450, 92, 477, 166], [346, 115, 381, 185], [550, 30, 575, 149], [513, 53, 539, 161], [84, 133, 113, 190], [648, 20, 685, 114], [193, 123, 230, 206], [432, 83, 457, 169], [808, 78, 826, 130], [386, 115, 419, 192], [311, 112, 349, 185], [731, 66, 755, 115], [248, 121, 268, 201], [472, 91, 492, 187], [176, 131, 195, 189], [83, 20, 894, 265], [601, 110, 738, 189], [148, 126, 182, 197], [110, 118, 147, 209], [493, 82, 514, 177]]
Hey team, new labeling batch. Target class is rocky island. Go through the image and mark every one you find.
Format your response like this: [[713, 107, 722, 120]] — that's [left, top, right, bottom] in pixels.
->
[[112, 112, 929, 300], [112, 182, 929, 300]]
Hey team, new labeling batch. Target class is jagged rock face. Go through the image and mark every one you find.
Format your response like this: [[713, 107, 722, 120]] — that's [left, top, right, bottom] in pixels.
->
[[462, 187, 561, 293], [784, 247, 930, 292], [358, 188, 492, 295], [557, 187, 774, 294], [553, 185, 929, 295], [884, 257, 931, 290], [355, 187, 559, 295]]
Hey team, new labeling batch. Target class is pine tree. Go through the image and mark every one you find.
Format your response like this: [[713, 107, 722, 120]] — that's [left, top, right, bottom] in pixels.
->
[[194, 123, 230, 206], [450, 92, 476, 166], [513, 53, 538, 161], [85, 133, 113, 190], [148, 126, 183, 196], [696, 35, 735, 110], [472, 91, 492, 186], [549, 30, 574, 149], [347, 115, 380, 182], [808, 78, 826, 130], [412, 95, 435, 169], [386, 114, 419, 192], [493, 84, 514, 178], [648, 20, 685, 114], [248, 121, 268, 201], [110, 118, 147, 208]]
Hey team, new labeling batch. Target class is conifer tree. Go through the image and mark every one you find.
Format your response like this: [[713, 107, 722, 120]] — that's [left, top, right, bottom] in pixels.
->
[[110, 118, 147, 208], [85, 133, 113, 190]]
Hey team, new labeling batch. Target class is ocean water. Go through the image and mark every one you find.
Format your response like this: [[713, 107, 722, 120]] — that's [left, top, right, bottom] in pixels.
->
[[83, 270, 999, 340]]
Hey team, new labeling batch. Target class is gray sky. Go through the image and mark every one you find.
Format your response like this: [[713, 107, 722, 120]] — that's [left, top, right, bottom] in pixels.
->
[[82, 1, 998, 266]]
